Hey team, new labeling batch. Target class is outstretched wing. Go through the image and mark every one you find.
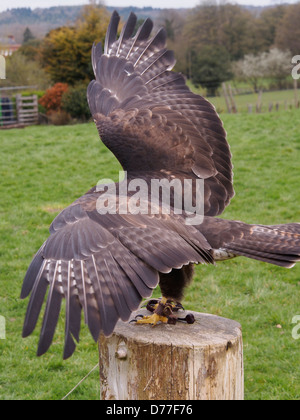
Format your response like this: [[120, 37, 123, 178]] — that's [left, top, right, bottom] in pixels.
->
[[21, 191, 213, 359], [87, 11, 234, 217]]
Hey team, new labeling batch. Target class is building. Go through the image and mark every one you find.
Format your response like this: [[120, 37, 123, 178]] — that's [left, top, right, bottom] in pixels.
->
[[0, 35, 21, 57]]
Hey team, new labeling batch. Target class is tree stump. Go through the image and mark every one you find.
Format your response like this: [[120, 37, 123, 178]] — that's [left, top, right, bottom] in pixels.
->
[[98, 309, 244, 400]]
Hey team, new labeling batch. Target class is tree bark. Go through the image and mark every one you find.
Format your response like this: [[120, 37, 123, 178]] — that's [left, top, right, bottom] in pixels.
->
[[99, 309, 243, 400]]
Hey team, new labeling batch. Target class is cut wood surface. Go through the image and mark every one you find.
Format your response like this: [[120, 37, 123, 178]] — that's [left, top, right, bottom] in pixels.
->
[[99, 309, 244, 400]]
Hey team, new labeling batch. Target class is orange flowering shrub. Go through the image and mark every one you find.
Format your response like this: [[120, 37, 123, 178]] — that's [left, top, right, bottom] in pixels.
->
[[39, 83, 69, 114]]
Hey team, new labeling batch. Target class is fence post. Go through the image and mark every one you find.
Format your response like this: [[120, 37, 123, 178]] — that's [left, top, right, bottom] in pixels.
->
[[16, 94, 22, 124], [256, 90, 262, 113], [16, 94, 38, 125], [228, 84, 237, 113], [99, 309, 244, 400], [222, 83, 232, 114], [294, 79, 299, 108]]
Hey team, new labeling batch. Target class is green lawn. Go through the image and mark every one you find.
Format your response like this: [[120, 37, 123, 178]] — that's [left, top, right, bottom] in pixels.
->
[[189, 82, 299, 115], [212, 88, 298, 115], [0, 109, 300, 400]]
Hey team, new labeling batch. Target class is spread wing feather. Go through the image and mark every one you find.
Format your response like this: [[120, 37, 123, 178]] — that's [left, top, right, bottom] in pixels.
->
[[61, 260, 81, 360], [37, 261, 63, 356], [22, 259, 48, 337], [22, 194, 213, 358], [87, 11, 234, 217], [21, 10, 300, 361]]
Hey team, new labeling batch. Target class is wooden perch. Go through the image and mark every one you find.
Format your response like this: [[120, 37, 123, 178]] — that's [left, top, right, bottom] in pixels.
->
[[99, 309, 244, 400]]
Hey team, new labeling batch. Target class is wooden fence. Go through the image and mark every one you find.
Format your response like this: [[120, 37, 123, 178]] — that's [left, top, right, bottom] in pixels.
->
[[16, 94, 38, 125], [0, 94, 38, 128], [0, 96, 17, 127], [222, 80, 299, 114]]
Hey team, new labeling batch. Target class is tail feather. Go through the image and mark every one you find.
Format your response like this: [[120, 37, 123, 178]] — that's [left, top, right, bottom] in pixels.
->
[[199, 218, 300, 268], [227, 246, 300, 268], [225, 222, 300, 268]]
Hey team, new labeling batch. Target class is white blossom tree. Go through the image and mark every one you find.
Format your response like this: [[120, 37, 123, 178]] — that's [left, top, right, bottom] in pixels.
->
[[234, 48, 292, 91], [263, 48, 292, 89], [233, 53, 267, 92]]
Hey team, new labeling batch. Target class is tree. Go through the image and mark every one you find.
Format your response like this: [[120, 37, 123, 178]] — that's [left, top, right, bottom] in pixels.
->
[[191, 45, 233, 96], [18, 38, 43, 62], [234, 48, 292, 92], [23, 27, 35, 44], [263, 48, 292, 89], [2, 52, 50, 89], [40, 5, 110, 85], [184, 2, 219, 52], [183, 2, 257, 62], [217, 4, 257, 60], [41, 26, 80, 85], [159, 10, 186, 74], [234, 53, 267, 93], [160, 10, 185, 43], [275, 3, 300, 55], [255, 5, 287, 52]]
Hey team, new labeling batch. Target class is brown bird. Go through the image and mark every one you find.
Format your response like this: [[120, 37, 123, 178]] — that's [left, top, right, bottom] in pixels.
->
[[21, 11, 300, 359]]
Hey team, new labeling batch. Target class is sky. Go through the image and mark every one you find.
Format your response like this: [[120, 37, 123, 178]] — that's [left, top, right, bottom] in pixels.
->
[[0, 0, 299, 13]]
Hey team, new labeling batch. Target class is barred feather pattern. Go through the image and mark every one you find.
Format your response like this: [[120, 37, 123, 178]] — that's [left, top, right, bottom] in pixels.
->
[[87, 10, 234, 217], [21, 11, 300, 360], [21, 193, 213, 359], [198, 218, 300, 268]]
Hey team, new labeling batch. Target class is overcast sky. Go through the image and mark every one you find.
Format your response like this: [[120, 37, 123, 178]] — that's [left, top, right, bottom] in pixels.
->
[[0, 0, 299, 13]]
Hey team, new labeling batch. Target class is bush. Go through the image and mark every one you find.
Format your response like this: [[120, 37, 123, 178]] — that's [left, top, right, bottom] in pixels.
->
[[1, 52, 50, 90], [61, 85, 91, 121], [39, 83, 69, 113], [47, 110, 71, 126]]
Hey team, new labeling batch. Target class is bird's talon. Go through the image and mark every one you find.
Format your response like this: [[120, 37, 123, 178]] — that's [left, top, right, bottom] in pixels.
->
[[129, 314, 145, 323], [177, 313, 195, 324], [135, 313, 168, 326], [172, 302, 185, 312], [145, 299, 161, 312], [134, 298, 192, 326], [167, 314, 177, 325]]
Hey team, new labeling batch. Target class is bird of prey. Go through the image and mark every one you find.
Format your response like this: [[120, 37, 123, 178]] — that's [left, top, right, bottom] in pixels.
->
[[21, 11, 300, 359]]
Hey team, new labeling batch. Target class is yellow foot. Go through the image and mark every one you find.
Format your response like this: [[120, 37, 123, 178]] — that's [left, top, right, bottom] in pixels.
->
[[135, 313, 168, 326]]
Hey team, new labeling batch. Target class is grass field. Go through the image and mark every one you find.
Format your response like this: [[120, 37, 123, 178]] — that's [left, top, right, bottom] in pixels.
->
[[188, 82, 299, 115], [0, 109, 300, 400], [211, 88, 298, 114]]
